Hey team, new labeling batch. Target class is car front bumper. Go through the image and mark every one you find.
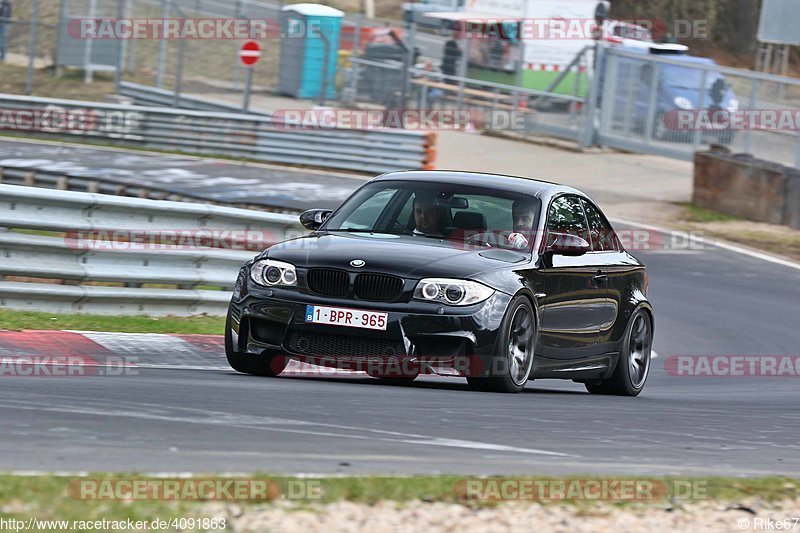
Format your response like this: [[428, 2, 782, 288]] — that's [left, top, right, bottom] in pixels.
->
[[227, 279, 512, 376]]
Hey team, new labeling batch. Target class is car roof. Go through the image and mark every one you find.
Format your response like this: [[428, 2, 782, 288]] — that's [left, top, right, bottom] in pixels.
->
[[372, 170, 585, 201], [662, 55, 716, 65]]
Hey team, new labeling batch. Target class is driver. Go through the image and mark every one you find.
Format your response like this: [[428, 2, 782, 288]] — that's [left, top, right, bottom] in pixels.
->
[[507, 199, 537, 249], [412, 192, 445, 237]]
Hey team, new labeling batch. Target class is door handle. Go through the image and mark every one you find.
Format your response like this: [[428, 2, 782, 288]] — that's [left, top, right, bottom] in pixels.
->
[[592, 273, 608, 284]]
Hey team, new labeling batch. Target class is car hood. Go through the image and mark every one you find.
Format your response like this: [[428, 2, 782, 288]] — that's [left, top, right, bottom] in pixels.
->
[[661, 84, 737, 109], [261, 232, 529, 280]]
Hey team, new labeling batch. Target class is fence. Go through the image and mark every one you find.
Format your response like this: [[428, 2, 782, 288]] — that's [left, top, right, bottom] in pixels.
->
[[0, 93, 437, 173], [0, 183, 305, 316], [11, 0, 800, 171], [593, 46, 800, 168], [345, 55, 591, 143]]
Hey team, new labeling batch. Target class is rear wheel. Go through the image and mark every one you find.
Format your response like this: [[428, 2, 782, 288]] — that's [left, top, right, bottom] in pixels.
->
[[585, 309, 652, 396], [467, 296, 536, 393], [225, 314, 287, 377]]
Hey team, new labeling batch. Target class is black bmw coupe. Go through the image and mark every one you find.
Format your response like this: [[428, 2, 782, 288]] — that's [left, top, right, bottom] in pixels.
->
[[226, 171, 653, 395]]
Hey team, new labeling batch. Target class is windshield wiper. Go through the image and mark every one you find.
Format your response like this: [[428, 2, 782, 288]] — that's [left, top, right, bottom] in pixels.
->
[[325, 228, 377, 233]]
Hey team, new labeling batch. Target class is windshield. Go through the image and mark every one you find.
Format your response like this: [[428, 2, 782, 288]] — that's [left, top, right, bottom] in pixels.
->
[[322, 181, 541, 251], [662, 65, 725, 89]]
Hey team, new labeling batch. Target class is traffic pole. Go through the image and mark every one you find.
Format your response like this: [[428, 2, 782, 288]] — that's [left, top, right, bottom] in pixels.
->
[[244, 67, 253, 112]]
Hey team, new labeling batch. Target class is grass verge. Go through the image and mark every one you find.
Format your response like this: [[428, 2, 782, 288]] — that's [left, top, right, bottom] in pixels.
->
[[676, 202, 736, 223], [674, 202, 800, 261], [0, 309, 224, 335], [0, 474, 797, 526]]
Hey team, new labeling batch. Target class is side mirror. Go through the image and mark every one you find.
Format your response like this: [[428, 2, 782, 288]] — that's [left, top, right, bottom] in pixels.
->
[[545, 232, 591, 256], [300, 209, 333, 231]]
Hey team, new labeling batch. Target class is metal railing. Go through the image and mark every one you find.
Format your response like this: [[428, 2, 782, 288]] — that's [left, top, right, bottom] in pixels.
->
[[593, 46, 800, 168], [0, 93, 437, 174], [0, 184, 306, 316], [344, 55, 591, 144], [0, 164, 222, 206], [118, 82, 267, 115]]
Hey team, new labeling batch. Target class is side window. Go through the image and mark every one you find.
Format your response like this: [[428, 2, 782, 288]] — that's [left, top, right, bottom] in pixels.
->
[[582, 199, 618, 252], [546, 195, 589, 243]]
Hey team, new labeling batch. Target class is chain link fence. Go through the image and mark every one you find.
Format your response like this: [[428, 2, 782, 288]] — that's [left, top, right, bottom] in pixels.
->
[[595, 46, 800, 168], [5, 2, 800, 170]]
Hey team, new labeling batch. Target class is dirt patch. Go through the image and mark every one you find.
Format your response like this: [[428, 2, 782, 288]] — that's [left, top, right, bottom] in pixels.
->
[[204, 497, 800, 533]]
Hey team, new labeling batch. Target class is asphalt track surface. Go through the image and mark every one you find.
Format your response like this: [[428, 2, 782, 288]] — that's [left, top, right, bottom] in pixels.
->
[[0, 139, 365, 211], [1, 224, 798, 476]]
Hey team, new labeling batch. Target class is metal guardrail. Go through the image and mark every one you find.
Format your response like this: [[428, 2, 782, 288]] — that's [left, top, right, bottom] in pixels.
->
[[0, 93, 436, 174], [117, 82, 267, 115], [0, 184, 306, 316], [0, 163, 303, 213]]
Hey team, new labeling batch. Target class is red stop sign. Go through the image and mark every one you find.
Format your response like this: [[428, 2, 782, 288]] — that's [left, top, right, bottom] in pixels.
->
[[239, 40, 262, 67]]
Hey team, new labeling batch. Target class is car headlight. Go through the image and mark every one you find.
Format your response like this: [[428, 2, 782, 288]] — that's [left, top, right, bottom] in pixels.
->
[[413, 278, 494, 306], [250, 259, 297, 287], [674, 96, 693, 110], [727, 98, 739, 112]]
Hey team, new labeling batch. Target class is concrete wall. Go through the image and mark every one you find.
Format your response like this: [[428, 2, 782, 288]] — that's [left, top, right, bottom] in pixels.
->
[[693, 147, 800, 229]]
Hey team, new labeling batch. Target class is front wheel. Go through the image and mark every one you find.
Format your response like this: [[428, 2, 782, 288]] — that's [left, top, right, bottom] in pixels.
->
[[585, 308, 652, 396], [467, 295, 536, 393]]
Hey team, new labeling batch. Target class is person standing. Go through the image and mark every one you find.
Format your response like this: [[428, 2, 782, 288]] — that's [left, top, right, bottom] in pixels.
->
[[413, 61, 444, 109], [441, 38, 461, 84]]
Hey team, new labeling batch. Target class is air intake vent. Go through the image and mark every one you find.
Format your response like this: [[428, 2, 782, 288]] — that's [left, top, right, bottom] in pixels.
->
[[287, 331, 405, 358], [354, 273, 404, 301], [306, 269, 349, 297]]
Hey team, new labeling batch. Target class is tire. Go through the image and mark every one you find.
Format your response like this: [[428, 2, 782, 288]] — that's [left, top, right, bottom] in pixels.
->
[[225, 314, 287, 377], [466, 295, 536, 393], [585, 308, 652, 397]]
